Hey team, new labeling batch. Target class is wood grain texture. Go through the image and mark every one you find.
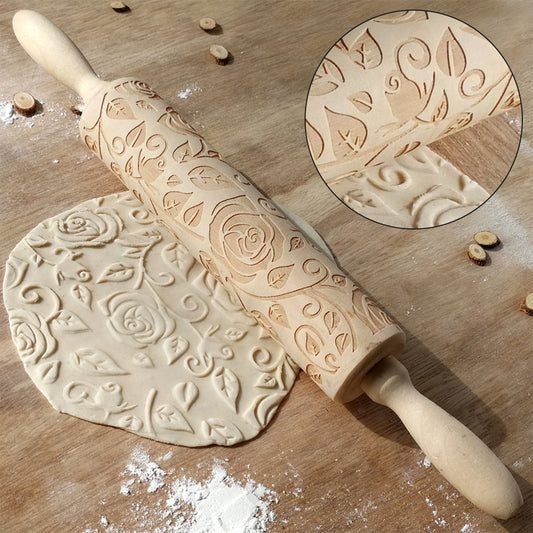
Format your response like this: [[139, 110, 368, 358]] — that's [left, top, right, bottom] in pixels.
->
[[0, 1, 531, 532]]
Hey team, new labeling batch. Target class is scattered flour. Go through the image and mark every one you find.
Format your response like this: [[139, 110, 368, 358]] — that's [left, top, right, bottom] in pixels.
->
[[86, 446, 277, 533], [0, 102, 15, 124], [178, 83, 202, 99]]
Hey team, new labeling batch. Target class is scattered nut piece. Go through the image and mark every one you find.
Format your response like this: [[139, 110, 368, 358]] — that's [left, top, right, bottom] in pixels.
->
[[209, 44, 229, 64], [110, 2, 130, 12], [70, 103, 84, 116], [474, 231, 500, 248], [467, 243, 487, 265], [13, 92, 38, 117], [199, 17, 217, 31], [520, 293, 533, 315]]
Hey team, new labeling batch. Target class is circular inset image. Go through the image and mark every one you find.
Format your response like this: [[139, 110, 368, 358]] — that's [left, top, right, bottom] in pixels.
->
[[305, 10, 522, 228]]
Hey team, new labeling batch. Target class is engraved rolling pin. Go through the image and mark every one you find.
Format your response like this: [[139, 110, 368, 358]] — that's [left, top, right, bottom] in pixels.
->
[[13, 10, 522, 519]]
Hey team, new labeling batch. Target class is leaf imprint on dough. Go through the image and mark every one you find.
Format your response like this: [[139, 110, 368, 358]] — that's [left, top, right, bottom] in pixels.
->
[[164, 335, 190, 365], [52, 310, 89, 332], [267, 264, 294, 289], [201, 419, 243, 446], [268, 303, 290, 328], [224, 327, 247, 341], [436, 27, 466, 78], [213, 366, 241, 412], [71, 284, 92, 309], [154, 404, 192, 432], [173, 382, 199, 412], [132, 352, 154, 368], [255, 373, 278, 389], [348, 28, 383, 69], [71, 348, 128, 375], [106, 98, 136, 120], [37, 360, 61, 384], [96, 263, 135, 283]]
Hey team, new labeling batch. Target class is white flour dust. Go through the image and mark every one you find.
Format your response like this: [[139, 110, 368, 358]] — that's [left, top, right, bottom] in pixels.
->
[[84, 446, 277, 533], [178, 83, 202, 99], [0, 101, 15, 124]]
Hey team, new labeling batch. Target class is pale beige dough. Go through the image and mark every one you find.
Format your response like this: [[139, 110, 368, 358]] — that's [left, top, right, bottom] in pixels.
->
[[4, 192, 332, 446]]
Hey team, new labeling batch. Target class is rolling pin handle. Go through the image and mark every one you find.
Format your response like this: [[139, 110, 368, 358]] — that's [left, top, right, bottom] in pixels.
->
[[12, 10, 107, 102], [361, 356, 523, 520]]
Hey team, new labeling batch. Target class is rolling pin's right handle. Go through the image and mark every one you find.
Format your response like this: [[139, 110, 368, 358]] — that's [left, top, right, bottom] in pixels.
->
[[361, 356, 523, 520], [12, 10, 107, 102]]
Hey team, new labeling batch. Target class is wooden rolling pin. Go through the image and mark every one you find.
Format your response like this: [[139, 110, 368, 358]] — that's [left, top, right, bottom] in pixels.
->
[[12, 10, 522, 519]]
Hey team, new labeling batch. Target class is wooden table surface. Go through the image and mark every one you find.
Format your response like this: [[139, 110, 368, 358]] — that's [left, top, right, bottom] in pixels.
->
[[1, 1, 531, 532]]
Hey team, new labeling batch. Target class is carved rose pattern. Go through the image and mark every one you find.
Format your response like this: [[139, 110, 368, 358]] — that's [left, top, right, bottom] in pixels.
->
[[305, 11, 520, 188], [78, 75, 402, 401], [4, 193, 298, 446]]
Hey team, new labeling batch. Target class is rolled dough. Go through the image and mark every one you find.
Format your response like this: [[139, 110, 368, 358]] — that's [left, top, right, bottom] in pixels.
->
[[4, 192, 331, 446]]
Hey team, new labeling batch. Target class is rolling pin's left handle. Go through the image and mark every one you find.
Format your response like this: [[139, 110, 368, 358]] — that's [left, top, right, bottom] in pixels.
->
[[12, 10, 107, 102], [361, 356, 523, 520]]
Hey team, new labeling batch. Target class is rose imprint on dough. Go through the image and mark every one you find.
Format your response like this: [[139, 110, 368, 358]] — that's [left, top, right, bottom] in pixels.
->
[[4, 192, 299, 446]]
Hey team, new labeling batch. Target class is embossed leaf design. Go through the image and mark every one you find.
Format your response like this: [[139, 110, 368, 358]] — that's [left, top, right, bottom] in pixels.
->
[[30, 253, 43, 266], [324, 310, 338, 334], [268, 304, 290, 329], [255, 373, 277, 389], [305, 332, 321, 357], [310, 58, 345, 96], [4, 256, 28, 290], [305, 120, 325, 161], [132, 352, 154, 368], [325, 107, 367, 158], [71, 284, 92, 309], [348, 28, 383, 69], [37, 360, 60, 384], [164, 335, 189, 365], [188, 166, 230, 190], [72, 348, 128, 375], [267, 265, 294, 289], [125, 121, 147, 148], [276, 359, 297, 391], [96, 263, 135, 283], [173, 382, 199, 412], [154, 404, 192, 432], [350, 91, 373, 114], [172, 141, 194, 163], [201, 418, 243, 446], [335, 332, 350, 355], [436, 27, 466, 78], [162, 191, 192, 217], [250, 394, 284, 427], [25, 234, 50, 247], [289, 235, 304, 252], [118, 414, 143, 431], [183, 202, 204, 227], [106, 98, 136, 120], [213, 366, 240, 412], [224, 327, 247, 341], [52, 310, 89, 332], [162, 243, 195, 280]]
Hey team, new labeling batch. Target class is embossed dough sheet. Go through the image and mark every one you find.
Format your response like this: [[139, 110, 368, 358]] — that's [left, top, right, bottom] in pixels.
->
[[305, 11, 520, 183]]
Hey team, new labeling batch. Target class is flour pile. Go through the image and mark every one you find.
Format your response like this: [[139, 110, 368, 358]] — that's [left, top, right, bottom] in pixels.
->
[[86, 447, 278, 533]]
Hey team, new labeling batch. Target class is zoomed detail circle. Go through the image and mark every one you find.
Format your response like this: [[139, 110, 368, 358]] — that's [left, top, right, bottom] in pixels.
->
[[305, 10, 522, 229]]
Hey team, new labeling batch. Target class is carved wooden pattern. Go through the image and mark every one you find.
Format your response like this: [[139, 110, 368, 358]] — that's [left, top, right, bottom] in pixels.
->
[[3, 193, 303, 446], [333, 146, 490, 228], [305, 10, 520, 227], [78, 79, 405, 401]]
